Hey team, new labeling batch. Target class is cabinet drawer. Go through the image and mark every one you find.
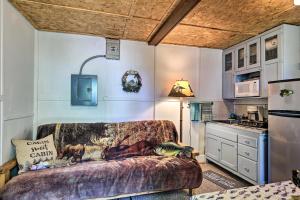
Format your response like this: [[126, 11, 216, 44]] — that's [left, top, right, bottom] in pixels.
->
[[238, 156, 257, 181], [238, 135, 257, 148], [238, 144, 257, 161], [206, 123, 237, 142]]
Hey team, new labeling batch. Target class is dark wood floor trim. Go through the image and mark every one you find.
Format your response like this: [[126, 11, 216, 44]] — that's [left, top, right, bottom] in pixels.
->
[[148, 0, 200, 46]]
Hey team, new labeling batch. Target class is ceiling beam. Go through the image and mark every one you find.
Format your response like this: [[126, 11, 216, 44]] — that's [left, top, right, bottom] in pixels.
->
[[148, 0, 200, 46]]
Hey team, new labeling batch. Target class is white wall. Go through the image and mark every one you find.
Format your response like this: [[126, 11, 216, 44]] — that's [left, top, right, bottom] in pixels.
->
[[34, 31, 226, 162], [199, 48, 223, 101], [199, 48, 230, 120], [0, 0, 35, 164], [155, 44, 199, 145], [154, 45, 225, 161], [34, 31, 155, 138]]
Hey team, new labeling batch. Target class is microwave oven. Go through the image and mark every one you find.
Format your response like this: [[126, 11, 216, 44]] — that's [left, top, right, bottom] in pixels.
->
[[235, 79, 260, 98]]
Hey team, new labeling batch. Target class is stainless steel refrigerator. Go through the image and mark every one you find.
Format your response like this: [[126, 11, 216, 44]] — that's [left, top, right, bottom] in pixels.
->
[[269, 79, 300, 183]]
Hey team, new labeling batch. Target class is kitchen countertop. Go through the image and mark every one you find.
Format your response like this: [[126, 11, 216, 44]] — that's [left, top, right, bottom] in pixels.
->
[[208, 121, 268, 134]]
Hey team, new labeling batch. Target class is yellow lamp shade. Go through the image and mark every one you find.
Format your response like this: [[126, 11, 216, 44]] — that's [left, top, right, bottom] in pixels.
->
[[168, 79, 195, 97]]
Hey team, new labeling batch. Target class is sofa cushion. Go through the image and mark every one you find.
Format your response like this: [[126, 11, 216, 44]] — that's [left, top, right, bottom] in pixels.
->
[[0, 156, 202, 200], [37, 120, 178, 161]]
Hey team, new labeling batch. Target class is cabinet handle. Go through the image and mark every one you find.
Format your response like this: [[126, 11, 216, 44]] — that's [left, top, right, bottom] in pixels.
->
[[218, 149, 220, 152], [244, 168, 250, 172]]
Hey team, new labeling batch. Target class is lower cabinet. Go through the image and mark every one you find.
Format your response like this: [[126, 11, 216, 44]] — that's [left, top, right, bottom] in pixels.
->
[[238, 156, 257, 182], [206, 134, 237, 171], [206, 134, 220, 161], [220, 139, 237, 171], [205, 123, 268, 185]]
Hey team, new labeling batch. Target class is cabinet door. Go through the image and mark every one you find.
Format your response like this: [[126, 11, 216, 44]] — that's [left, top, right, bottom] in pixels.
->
[[224, 50, 234, 72], [235, 44, 247, 72], [222, 71, 234, 99], [206, 134, 220, 162], [220, 138, 238, 171], [261, 30, 281, 65], [223, 49, 235, 99], [261, 62, 279, 97], [247, 38, 260, 69]]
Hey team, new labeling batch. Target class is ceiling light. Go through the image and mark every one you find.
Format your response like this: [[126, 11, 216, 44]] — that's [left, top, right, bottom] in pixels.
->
[[294, 0, 300, 5]]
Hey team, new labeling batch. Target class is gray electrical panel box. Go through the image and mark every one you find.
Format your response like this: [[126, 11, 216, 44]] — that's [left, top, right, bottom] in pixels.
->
[[71, 74, 97, 106]]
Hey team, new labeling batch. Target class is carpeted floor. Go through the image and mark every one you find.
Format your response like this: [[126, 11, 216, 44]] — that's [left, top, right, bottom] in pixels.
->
[[118, 161, 251, 200]]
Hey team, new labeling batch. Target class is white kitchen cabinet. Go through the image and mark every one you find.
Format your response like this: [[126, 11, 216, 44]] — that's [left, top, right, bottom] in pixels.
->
[[205, 122, 268, 185], [222, 24, 300, 99], [206, 134, 220, 161], [246, 38, 261, 69], [261, 25, 300, 97], [261, 63, 279, 97], [238, 156, 258, 182], [235, 44, 247, 72], [220, 138, 237, 171], [222, 49, 235, 99]]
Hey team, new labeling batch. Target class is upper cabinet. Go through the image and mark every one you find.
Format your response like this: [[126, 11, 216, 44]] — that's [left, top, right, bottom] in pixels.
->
[[260, 25, 300, 97], [234, 37, 261, 73], [260, 30, 282, 97], [224, 50, 234, 72], [235, 44, 247, 72], [222, 24, 300, 99], [261, 30, 280, 64], [222, 49, 235, 99], [247, 38, 260, 69]]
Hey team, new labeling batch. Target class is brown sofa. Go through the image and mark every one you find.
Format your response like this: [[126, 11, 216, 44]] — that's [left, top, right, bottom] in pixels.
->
[[0, 120, 202, 200]]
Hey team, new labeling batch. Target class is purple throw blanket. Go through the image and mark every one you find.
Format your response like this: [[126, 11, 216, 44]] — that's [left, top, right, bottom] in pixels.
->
[[1, 156, 202, 200]]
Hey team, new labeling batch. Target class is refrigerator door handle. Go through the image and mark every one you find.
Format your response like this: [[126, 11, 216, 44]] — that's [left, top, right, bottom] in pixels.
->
[[269, 110, 300, 118]]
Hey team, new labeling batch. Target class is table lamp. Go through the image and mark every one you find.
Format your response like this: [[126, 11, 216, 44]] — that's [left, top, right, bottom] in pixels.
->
[[168, 79, 195, 142]]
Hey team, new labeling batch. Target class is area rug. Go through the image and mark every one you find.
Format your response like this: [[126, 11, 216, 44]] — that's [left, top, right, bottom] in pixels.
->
[[202, 170, 247, 190]]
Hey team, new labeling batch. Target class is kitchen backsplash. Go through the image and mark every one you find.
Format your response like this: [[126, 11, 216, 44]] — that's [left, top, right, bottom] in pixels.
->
[[233, 98, 268, 121], [212, 101, 234, 120]]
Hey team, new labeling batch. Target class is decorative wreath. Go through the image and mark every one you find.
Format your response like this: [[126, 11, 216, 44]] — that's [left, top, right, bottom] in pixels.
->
[[122, 70, 142, 93]]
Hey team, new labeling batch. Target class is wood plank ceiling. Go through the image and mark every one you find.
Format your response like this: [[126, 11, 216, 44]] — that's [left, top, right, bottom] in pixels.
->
[[9, 0, 300, 49]]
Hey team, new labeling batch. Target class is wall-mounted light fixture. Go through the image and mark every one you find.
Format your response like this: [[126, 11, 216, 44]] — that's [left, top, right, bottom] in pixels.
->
[[294, 0, 300, 5]]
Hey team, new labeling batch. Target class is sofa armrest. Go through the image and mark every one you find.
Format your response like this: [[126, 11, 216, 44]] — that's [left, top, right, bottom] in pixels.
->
[[0, 159, 17, 190], [177, 142, 199, 159]]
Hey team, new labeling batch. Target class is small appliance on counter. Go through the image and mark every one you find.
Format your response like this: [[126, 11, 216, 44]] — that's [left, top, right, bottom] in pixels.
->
[[247, 106, 259, 121]]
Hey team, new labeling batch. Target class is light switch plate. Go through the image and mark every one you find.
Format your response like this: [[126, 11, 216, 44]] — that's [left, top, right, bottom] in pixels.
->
[[106, 38, 120, 60]]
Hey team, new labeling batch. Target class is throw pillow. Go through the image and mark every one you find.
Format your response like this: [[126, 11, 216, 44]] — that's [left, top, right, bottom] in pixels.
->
[[154, 142, 193, 158], [12, 134, 57, 173]]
